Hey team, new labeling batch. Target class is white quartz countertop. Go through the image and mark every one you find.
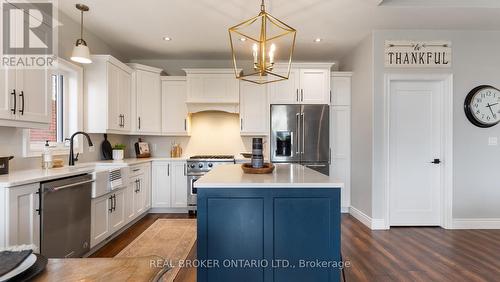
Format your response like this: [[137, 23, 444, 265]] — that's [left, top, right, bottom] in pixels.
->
[[0, 165, 97, 188], [194, 164, 343, 188], [0, 157, 187, 188]]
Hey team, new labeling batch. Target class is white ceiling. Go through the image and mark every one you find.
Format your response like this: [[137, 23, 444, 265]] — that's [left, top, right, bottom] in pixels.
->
[[58, 0, 500, 61]]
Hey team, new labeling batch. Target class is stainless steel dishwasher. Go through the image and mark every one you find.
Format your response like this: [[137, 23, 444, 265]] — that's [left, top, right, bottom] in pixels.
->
[[40, 174, 93, 258]]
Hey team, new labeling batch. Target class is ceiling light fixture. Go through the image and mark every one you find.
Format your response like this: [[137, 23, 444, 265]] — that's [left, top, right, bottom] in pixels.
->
[[239, 37, 247, 42], [163, 37, 172, 41], [314, 38, 322, 43], [71, 4, 92, 64], [229, 0, 297, 84]]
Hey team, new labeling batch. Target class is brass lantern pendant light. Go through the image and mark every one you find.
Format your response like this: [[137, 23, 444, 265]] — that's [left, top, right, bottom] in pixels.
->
[[229, 0, 296, 84]]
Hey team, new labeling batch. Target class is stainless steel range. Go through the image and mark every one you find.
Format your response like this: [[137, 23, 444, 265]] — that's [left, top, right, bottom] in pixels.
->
[[187, 155, 235, 211]]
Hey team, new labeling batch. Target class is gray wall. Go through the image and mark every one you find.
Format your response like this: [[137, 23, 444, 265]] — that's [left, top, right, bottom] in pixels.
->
[[343, 30, 500, 220], [0, 10, 129, 171], [372, 30, 500, 219], [341, 34, 374, 217]]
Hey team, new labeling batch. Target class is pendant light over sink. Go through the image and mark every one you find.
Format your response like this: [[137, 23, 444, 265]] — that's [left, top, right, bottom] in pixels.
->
[[228, 0, 296, 84], [71, 4, 92, 64]]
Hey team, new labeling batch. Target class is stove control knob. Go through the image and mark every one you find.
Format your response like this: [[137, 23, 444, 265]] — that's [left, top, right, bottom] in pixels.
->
[[198, 163, 203, 168], [208, 163, 213, 168], [190, 164, 195, 168]]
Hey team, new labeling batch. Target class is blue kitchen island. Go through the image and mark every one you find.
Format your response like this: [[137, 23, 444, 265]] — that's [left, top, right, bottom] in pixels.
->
[[195, 164, 343, 282]]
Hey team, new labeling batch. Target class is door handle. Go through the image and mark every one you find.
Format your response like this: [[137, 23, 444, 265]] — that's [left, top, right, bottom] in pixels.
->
[[430, 159, 441, 164], [113, 194, 117, 211], [167, 164, 170, 176], [301, 89, 304, 102], [240, 118, 243, 131], [11, 89, 16, 115], [185, 119, 187, 131], [108, 196, 114, 213], [301, 112, 305, 154], [296, 89, 299, 102], [138, 117, 141, 130], [19, 91, 24, 115], [184, 163, 187, 176], [296, 113, 301, 154]]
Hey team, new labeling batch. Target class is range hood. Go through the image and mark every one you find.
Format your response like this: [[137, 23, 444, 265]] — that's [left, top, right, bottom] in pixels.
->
[[183, 69, 240, 114], [187, 102, 239, 114]]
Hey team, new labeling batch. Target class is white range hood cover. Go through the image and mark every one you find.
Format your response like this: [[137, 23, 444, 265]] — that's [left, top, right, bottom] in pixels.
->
[[187, 102, 239, 114]]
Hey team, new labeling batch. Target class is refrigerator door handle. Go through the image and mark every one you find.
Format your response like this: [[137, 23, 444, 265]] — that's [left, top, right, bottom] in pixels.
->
[[296, 113, 301, 155], [301, 112, 305, 154]]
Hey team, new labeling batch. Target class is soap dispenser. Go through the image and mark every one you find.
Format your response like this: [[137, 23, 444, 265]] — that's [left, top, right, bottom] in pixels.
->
[[42, 140, 53, 169]]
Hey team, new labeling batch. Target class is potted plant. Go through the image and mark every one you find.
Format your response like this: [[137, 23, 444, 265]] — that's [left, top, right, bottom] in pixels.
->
[[112, 144, 126, 160]]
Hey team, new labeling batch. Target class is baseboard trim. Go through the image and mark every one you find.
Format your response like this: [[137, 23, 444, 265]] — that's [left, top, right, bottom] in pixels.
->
[[452, 218, 500, 229], [349, 206, 387, 230]]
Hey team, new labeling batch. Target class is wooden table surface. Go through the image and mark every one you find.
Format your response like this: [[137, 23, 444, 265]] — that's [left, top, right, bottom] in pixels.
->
[[33, 256, 168, 282]]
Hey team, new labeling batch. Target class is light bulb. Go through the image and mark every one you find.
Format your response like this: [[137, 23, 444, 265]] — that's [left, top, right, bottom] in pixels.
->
[[252, 43, 259, 64]]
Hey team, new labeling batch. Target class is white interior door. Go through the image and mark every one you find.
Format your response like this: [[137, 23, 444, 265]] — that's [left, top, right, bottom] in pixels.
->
[[389, 80, 443, 226]]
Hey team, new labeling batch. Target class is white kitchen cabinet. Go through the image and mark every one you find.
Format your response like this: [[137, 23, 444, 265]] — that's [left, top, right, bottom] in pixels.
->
[[109, 188, 126, 234], [0, 67, 51, 128], [129, 64, 162, 135], [90, 188, 128, 248], [299, 69, 330, 104], [269, 64, 332, 105], [268, 69, 299, 104], [161, 77, 190, 136], [184, 69, 239, 104], [240, 81, 268, 135], [0, 184, 40, 250], [152, 161, 187, 210], [124, 181, 136, 222], [152, 163, 171, 208], [90, 193, 111, 248], [129, 163, 151, 216], [85, 55, 133, 134], [171, 162, 188, 207], [330, 72, 352, 211], [331, 73, 352, 106]]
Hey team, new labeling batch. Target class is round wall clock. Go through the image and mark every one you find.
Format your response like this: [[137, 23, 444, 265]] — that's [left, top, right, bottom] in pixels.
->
[[464, 85, 500, 128]]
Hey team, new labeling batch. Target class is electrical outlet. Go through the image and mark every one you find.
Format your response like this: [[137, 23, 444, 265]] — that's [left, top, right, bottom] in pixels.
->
[[488, 137, 498, 146], [152, 143, 157, 152], [88, 145, 95, 152]]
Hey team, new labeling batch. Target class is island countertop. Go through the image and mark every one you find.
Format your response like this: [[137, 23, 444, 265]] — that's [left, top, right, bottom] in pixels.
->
[[194, 163, 343, 188]]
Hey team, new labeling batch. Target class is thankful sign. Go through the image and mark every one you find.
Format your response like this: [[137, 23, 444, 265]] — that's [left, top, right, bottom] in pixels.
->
[[385, 41, 452, 68]]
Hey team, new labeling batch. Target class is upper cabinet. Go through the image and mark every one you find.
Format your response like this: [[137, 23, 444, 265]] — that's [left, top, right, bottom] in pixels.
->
[[128, 64, 163, 135], [161, 77, 190, 136], [331, 72, 352, 106], [269, 63, 333, 105], [85, 55, 133, 134], [0, 67, 51, 129], [240, 81, 268, 135], [184, 69, 239, 113]]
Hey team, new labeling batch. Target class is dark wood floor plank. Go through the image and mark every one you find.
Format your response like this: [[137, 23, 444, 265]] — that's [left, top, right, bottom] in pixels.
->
[[92, 213, 500, 282]]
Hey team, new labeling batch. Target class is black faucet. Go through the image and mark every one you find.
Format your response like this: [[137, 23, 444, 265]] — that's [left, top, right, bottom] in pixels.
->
[[66, 131, 94, 166]]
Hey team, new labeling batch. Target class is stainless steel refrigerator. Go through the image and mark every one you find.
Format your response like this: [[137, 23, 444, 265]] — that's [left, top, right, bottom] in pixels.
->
[[270, 104, 330, 175]]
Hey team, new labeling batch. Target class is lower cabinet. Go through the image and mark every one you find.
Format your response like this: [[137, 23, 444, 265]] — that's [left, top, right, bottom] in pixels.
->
[[152, 161, 187, 209], [90, 189, 126, 248], [0, 183, 41, 251], [90, 163, 152, 249]]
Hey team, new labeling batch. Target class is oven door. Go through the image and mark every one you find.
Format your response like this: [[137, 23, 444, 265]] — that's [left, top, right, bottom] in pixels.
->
[[187, 174, 202, 207]]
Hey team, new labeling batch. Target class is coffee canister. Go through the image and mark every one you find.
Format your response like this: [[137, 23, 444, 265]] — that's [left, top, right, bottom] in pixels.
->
[[251, 138, 264, 168]]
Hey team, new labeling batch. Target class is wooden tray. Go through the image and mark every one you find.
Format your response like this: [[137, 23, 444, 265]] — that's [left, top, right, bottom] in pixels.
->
[[136, 153, 151, 158], [241, 163, 275, 174]]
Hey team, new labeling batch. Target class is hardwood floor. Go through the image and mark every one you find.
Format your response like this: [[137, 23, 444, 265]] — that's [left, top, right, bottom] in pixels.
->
[[91, 213, 500, 282]]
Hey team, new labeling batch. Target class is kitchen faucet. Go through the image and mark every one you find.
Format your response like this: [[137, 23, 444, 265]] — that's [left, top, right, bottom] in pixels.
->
[[66, 131, 94, 166]]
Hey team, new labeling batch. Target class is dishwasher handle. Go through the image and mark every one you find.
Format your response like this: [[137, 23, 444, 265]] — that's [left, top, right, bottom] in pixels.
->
[[45, 179, 95, 192]]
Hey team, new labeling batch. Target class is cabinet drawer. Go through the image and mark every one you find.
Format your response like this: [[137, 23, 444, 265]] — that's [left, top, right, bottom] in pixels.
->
[[129, 163, 150, 177]]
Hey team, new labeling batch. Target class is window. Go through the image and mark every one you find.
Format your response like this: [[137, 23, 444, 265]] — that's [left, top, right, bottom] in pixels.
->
[[23, 58, 83, 157], [29, 74, 64, 144]]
